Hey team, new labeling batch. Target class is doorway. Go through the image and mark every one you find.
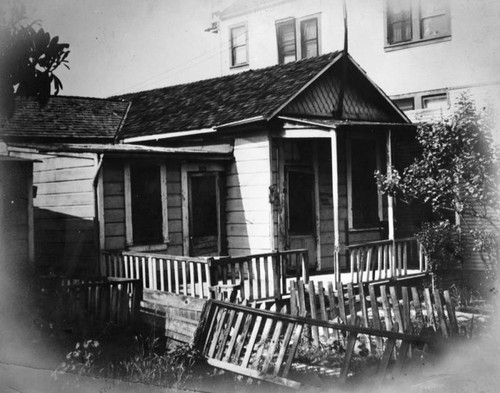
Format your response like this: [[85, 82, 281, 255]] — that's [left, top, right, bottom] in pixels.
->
[[286, 167, 317, 266], [188, 172, 222, 256]]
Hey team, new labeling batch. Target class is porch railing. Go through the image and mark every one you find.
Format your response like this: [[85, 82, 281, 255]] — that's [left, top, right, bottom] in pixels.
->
[[211, 249, 309, 301], [100, 249, 309, 301], [345, 237, 427, 283]]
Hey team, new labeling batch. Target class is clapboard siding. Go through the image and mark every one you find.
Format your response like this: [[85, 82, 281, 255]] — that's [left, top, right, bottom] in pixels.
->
[[226, 135, 272, 255], [8, 150, 100, 274], [101, 159, 184, 253], [103, 161, 126, 250]]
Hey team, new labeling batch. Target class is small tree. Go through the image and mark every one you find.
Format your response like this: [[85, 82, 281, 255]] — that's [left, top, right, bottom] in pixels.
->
[[0, 2, 70, 118], [376, 94, 500, 286]]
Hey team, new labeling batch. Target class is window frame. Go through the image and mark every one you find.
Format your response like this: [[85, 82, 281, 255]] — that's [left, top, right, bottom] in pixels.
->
[[124, 162, 169, 251], [276, 18, 297, 64], [384, 0, 451, 51], [229, 23, 248, 68], [275, 14, 321, 65]]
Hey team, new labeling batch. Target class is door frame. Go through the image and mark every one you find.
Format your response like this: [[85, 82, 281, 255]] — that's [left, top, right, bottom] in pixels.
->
[[181, 162, 225, 256]]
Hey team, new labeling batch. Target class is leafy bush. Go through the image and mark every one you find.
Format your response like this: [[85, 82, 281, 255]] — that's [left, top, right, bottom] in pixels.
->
[[416, 220, 464, 276]]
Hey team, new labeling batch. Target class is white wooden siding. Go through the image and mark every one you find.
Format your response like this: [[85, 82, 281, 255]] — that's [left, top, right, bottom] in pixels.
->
[[226, 135, 272, 255]]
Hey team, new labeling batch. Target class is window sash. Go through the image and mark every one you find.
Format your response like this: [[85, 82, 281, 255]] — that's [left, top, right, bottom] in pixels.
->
[[276, 20, 296, 64], [230, 25, 247, 66], [300, 18, 318, 59], [387, 0, 412, 44]]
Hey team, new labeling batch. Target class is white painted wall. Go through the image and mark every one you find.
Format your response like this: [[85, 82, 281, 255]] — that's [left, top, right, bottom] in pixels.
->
[[226, 134, 273, 255]]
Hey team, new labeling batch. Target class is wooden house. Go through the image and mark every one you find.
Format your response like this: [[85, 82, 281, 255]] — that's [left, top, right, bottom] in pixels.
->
[[0, 97, 233, 275], [107, 51, 430, 277]]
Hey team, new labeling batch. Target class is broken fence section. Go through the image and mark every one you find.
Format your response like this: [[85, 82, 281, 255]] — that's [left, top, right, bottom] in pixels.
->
[[289, 280, 459, 346], [193, 299, 431, 389]]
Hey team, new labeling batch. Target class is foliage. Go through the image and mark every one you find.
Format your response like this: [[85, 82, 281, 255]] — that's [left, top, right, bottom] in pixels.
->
[[415, 220, 464, 276], [376, 94, 500, 276], [0, 2, 70, 118], [54, 339, 101, 377], [54, 334, 203, 388]]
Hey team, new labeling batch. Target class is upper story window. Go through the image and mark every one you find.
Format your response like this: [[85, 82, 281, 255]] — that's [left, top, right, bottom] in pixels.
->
[[230, 24, 248, 67], [393, 97, 415, 111], [386, 0, 450, 48], [276, 15, 320, 65], [422, 93, 448, 110]]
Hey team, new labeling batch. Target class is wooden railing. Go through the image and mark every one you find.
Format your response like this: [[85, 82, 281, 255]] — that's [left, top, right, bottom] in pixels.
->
[[101, 249, 309, 301], [211, 249, 309, 301], [58, 278, 141, 326], [345, 237, 427, 284], [101, 251, 213, 298]]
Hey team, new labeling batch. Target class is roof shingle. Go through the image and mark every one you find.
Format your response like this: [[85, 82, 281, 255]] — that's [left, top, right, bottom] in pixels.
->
[[114, 51, 341, 140], [0, 96, 129, 141]]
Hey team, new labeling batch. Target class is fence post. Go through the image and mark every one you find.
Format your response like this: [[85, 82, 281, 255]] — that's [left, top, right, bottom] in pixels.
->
[[132, 279, 142, 324]]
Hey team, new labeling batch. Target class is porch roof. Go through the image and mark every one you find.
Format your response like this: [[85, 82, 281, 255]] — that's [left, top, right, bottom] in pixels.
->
[[7, 142, 233, 160], [278, 116, 417, 131]]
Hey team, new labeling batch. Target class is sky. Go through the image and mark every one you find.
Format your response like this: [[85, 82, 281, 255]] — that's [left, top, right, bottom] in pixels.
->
[[17, 0, 227, 98]]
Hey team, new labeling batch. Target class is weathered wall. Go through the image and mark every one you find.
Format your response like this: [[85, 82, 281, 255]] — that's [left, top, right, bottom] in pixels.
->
[[9, 148, 98, 275], [226, 134, 273, 255]]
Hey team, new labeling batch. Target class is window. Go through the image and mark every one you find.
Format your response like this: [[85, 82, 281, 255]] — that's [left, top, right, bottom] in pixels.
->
[[300, 18, 318, 59], [124, 162, 168, 248], [387, 0, 412, 44], [276, 15, 320, 64], [276, 20, 296, 64], [386, 0, 450, 47], [422, 93, 448, 109], [230, 24, 248, 67], [393, 97, 415, 111]]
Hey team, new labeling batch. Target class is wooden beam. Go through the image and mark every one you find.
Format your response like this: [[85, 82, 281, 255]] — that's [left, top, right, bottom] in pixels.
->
[[330, 130, 340, 285], [386, 129, 394, 240]]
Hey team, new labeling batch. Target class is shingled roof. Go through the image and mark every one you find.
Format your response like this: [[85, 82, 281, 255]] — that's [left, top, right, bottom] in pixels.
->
[[0, 96, 129, 142], [114, 51, 343, 141]]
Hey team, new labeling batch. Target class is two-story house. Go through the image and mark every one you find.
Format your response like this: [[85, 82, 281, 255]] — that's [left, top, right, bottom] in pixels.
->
[[213, 0, 500, 127]]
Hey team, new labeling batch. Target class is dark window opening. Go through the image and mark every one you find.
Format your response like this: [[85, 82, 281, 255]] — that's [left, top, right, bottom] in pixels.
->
[[131, 164, 163, 245], [351, 140, 380, 229], [288, 170, 314, 235], [393, 97, 415, 111]]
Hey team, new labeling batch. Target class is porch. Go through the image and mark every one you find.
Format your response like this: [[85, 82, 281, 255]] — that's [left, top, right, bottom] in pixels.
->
[[100, 236, 427, 302]]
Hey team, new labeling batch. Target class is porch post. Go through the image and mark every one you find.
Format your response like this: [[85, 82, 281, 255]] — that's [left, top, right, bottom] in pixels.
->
[[330, 130, 341, 287], [386, 129, 396, 276]]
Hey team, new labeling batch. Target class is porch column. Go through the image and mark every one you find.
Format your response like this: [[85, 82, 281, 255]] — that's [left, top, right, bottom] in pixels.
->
[[386, 129, 396, 276], [330, 130, 341, 286]]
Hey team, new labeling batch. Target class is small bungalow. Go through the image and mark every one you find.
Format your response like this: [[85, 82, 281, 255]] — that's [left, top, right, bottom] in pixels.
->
[[1, 51, 430, 283], [103, 51, 430, 280]]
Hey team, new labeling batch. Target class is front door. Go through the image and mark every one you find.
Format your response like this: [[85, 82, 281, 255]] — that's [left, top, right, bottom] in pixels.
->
[[286, 168, 317, 267], [188, 173, 220, 256]]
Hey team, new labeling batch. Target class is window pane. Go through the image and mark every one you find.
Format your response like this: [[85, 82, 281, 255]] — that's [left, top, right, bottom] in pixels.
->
[[131, 164, 163, 244], [277, 20, 296, 64], [387, 0, 412, 44], [421, 15, 450, 38], [232, 46, 247, 65], [351, 140, 380, 228], [300, 18, 318, 59], [422, 94, 447, 109], [393, 97, 415, 111], [232, 26, 246, 46]]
